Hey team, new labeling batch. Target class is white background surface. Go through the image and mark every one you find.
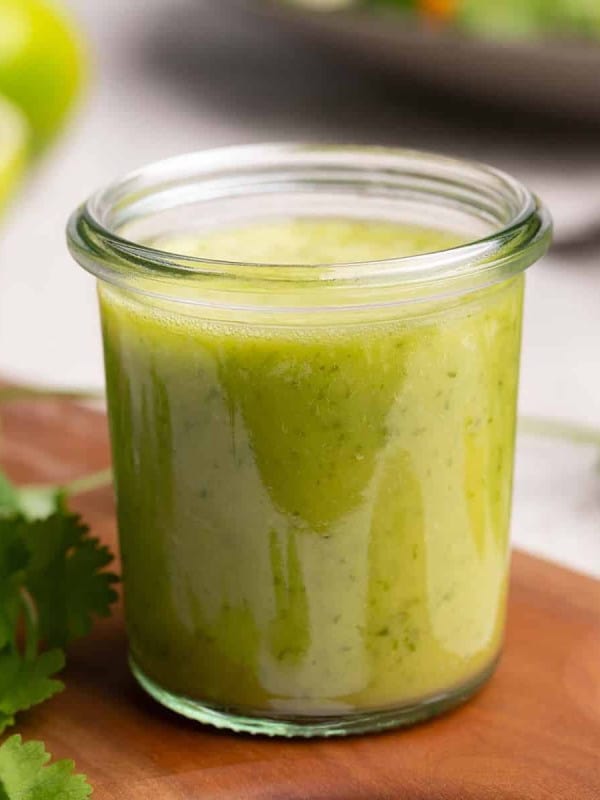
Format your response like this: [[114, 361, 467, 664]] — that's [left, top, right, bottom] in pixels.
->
[[1, 0, 598, 576]]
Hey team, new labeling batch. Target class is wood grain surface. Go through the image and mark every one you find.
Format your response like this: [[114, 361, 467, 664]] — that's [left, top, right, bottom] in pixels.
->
[[2, 397, 599, 800]]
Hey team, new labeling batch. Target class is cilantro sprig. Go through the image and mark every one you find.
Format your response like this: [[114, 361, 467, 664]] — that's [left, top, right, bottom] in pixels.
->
[[0, 472, 118, 733], [0, 463, 117, 796], [0, 388, 117, 796]]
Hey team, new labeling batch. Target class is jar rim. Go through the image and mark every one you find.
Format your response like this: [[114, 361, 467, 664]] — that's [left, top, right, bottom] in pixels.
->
[[67, 143, 552, 308]]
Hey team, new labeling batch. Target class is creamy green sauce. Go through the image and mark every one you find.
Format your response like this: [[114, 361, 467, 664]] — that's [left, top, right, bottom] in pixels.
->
[[101, 219, 522, 713]]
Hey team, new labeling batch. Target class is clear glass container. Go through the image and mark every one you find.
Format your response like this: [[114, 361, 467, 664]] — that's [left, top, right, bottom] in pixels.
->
[[67, 144, 551, 737]]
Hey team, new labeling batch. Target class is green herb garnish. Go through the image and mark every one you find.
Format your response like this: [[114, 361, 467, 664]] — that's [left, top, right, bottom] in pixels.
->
[[0, 464, 117, 796], [0, 734, 92, 799]]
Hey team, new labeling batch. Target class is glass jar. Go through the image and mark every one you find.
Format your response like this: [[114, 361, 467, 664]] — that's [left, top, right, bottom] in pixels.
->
[[67, 144, 551, 737]]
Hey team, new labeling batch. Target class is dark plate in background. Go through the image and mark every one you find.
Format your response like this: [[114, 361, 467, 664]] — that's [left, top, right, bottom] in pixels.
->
[[245, 1, 600, 120]]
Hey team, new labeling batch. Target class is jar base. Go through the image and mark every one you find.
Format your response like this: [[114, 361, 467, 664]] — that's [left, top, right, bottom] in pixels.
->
[[130, 655, 499, 738]]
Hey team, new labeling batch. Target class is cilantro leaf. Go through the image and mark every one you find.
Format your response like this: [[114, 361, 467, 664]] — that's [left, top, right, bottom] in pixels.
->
[[0, 649, 65, 734], [0, 735, 91, 799], [23, 513, 119, 647]]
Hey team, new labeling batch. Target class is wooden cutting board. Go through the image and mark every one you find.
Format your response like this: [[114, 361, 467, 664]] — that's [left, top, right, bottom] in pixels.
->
[[2, 396, 599, 800]]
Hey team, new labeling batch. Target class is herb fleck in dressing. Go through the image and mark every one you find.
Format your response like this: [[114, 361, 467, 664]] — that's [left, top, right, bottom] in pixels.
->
[[100, 219, 522, 713]]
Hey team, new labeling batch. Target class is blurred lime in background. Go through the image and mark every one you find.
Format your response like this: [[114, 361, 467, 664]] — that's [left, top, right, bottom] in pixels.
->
[[0, 94, 28, 215], [0, 0, 86, 154]]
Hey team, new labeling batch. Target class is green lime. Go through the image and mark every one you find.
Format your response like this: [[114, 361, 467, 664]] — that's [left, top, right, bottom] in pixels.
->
[[0, 0, 86, 153], [0, 94, 28, 214]]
